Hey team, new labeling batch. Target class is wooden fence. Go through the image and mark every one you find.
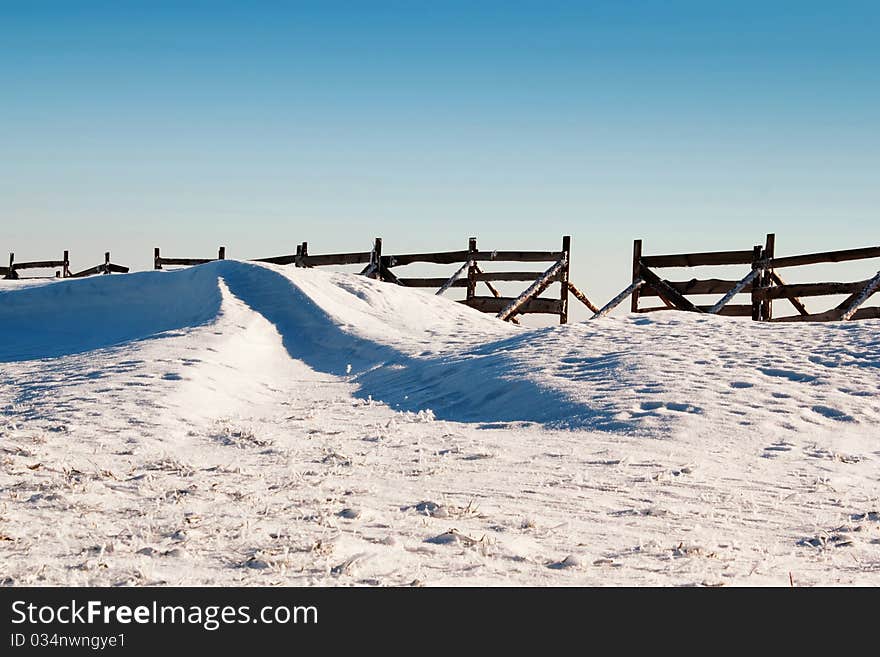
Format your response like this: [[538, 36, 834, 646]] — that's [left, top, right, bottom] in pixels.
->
[[380, 236, 597, 324], [3, 251, 129, 280], [2, 251, 70, 280], [7, 236, 878, 324], [150, 237, 598, 324], [753, 245, 880, 322], [595, 234, 880, 322]]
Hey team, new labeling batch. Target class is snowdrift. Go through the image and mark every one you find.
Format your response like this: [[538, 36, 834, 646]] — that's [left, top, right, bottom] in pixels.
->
[[2, 261, 878, 433]]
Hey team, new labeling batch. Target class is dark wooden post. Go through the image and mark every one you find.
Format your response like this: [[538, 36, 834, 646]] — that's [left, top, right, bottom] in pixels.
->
[[104, 251, 111, 274], [630, 239, 643, 313], [371, 237, 383, 280], [218, 246, 226, 260], [762, 233, 775, 320], [294, 244, 303, 267], [466, 237, 478, 305], [62, 250, 70, 278], [559, 235, 571, 324], [750, 245, 764, 321], [154, 248, 162, 270], [300, 242, 309, 268], [6, 252, 15, 279]]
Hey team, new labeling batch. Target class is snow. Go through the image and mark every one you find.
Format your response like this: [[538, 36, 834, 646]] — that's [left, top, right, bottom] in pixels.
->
[[1, 260, 879, 586]]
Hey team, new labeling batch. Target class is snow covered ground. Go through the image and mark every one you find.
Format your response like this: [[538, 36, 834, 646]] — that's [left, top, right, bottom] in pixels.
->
[[1, 261, 878, 586]]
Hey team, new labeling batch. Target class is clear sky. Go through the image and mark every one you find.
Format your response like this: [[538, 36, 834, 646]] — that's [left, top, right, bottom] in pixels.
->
[[2, 1, 878, 317]]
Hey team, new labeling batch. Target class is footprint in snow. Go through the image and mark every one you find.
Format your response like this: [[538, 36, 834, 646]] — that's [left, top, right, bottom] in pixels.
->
[[811, 405, 855, 422], [762, 441, 794, 457]]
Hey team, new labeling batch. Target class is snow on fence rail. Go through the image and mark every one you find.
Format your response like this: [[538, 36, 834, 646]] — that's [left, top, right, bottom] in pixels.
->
[[3, 251, 130, 280], [621, 235, 772, 320], [597, 233, 880, 322], [151, 236, 598, 324], [755, 245, 880, 322], [9, 235, 879, 323]]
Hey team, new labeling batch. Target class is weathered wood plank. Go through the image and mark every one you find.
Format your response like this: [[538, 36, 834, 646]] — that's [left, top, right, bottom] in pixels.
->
[[559, 235, 571, 324], [749, 245, 764, 321], [157, 257, 214, 266], [69, 265, 102, 278], [436, 259, 471, 295], [768, 245, 880, 269], [753, 280, 871, 300], [387, 250, 471, 267], [638, 304, 754, 317], [708, 268, 761, 314], [300, 252, 372, 267], [463, 296, 563, 315], [761, 233, 775, 319], [638, 278, 755, 297], [631, 240, 642, 312], [770, 306, 880, 322], [379, 265, 404, 286], [497, 258, 566, 320], [254, 254, 298, 265], [767, 271, 809, 315], [388, 249, 562, 267], [398, 269, 560, 285], [473, 264, 520, 325], [567, 281, 599, 314], [12, 260, 66, 270], [475, 271, 553, 282], [700, 304, 753, 316], [641, 249, 756, 268], [639, 267, 703, 312], [841, 271, 880, 321], [476, 250, 563, 263], [368, 238, 382, 281], [465, 238, 478, 304]]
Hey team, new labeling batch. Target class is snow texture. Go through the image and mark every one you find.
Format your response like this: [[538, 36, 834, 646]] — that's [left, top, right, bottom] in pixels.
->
[[1, 261, 878, 586]]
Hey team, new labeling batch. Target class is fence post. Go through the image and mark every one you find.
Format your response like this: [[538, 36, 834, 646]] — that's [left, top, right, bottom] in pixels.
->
[[631, 239, 643, 313], [762, 233, 775, 320], [6, 253, 15, 279], [300, 242, 309, 268], [294, 244, 303, 267], [750, 245, 764, 321], [62, 250, 70, 278], [560, 235, 571, 324], [218, 246, 226, 260], [104, 252, 111, 274], [371, 238, 383, 280], [466, 237, 477, 305], [154, 248, 162, 270]]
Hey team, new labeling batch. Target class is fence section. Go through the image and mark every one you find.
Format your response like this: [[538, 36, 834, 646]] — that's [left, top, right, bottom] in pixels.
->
[[753, 245, 880, 322], [3, 251, 70, 280], [151, 237, 595, 324], [610, 235, 774, 319]]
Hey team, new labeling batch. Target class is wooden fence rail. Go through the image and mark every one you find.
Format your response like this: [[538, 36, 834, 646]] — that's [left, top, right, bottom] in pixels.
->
[[3, 251, 70, 279], [600, 233, 880, 323], [148, 236, 596, 324], [3, 250, 130, 280], [756, 243, 880, 322], [615, 237, 771, 320], [7, 234, 878, 324]]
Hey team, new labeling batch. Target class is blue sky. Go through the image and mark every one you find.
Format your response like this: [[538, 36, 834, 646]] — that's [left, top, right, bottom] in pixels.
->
[[1, 1, 878, 312]]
